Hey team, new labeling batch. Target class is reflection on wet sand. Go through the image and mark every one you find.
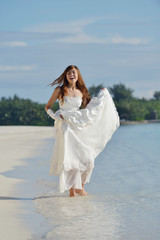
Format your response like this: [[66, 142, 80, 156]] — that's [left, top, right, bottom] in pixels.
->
[[33, 193, 120, 240]]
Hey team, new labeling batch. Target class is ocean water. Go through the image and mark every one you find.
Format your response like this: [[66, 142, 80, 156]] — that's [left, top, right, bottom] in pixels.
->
[[29, 123, 160, 240], [4, 124, 160, 239]]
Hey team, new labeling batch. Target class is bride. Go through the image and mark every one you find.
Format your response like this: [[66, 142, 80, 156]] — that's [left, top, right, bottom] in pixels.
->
[[45, 65, 119, 197]]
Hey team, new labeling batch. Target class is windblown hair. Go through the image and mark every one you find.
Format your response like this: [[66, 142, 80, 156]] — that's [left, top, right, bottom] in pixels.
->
[[50, 65, 91, 108]]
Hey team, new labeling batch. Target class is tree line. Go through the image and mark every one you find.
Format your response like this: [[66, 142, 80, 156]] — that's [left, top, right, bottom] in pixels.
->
[[109, 84, 160, 121], [0, 83, 160, 126]]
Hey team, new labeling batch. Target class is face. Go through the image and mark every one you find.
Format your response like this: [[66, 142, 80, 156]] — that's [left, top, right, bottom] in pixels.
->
[[66, 68, 78, 84]]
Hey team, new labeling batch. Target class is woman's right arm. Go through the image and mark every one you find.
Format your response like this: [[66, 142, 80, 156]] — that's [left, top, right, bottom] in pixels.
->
[[45, 87, 61, 112]]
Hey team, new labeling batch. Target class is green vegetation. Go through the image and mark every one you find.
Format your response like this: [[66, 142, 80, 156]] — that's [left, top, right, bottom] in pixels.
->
[[0, 95, 59, 126], [0, 84, 160, 125], [109, 84, 160, 121]]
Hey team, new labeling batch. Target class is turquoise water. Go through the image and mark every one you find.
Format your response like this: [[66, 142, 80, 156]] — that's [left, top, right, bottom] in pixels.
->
[[31, 123, 160, 240]]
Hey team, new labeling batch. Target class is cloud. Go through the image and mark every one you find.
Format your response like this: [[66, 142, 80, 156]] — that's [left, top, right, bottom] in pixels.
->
[[57, 33, 149, 45], [58, 32, 109, 44], [0, 65, 36, 71], [0, 41, 28, 47], [24, 18, 150, 45], [0, 18, 150, 46], [25, 18, 99, 34], [111, 35, 149, 45]]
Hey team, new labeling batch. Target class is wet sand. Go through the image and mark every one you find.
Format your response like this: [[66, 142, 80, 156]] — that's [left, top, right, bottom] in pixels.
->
[[0, 126, 54, 240]]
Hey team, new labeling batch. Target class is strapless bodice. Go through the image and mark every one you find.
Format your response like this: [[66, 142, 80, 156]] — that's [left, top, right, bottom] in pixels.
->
[[59, 96, 82, 111]]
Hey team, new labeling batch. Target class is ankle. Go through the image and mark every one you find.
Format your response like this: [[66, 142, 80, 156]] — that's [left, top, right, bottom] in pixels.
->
[[69, 188, 76, 197]]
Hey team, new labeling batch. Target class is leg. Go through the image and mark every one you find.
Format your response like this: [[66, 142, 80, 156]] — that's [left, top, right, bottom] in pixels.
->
[[75, 167, 93, 196], [60, 170, 81, 195]]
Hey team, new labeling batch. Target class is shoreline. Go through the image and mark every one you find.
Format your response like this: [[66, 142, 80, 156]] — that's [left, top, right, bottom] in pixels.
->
[[0, 126, 54, 240], [120, 119, 160, 125]]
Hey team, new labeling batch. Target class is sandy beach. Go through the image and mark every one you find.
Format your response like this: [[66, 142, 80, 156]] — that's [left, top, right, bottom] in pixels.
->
[[0, 126, 54, 240]]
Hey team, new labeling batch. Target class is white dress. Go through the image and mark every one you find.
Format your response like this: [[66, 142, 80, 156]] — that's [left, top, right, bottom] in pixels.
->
[[49, 88, 120, 193]]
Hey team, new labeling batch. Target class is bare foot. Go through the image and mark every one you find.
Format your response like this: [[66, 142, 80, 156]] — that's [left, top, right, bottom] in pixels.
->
[[75, 189, 88, 196], [70, 193, 77, 197]]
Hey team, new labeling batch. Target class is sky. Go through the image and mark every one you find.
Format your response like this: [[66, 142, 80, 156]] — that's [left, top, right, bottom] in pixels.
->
[[0, 0, 160, 103]]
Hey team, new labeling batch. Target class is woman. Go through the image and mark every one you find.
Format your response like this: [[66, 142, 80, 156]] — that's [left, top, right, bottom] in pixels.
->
[[45, 65, 119, 197]]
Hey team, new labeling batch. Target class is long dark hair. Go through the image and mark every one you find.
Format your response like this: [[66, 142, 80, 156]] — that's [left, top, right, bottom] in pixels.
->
[[50, 65, 91, 107]]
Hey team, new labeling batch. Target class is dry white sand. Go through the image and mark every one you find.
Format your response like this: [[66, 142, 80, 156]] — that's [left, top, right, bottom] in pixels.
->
[[0, 126, 54, 240]]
